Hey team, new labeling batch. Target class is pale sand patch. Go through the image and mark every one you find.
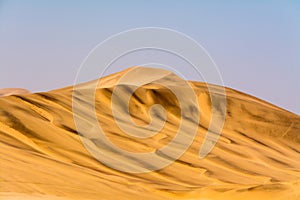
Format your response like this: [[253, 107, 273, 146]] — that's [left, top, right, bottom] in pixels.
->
[[0, 88, 30, 97]]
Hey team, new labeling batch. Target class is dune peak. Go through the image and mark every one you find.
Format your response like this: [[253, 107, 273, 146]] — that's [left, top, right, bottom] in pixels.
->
[[0, 67, 300, 200], [0, 88, 30, 97]]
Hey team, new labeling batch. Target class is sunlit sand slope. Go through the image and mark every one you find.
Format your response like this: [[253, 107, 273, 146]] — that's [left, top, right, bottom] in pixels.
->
[[0, 88, 30, 97], [1, 67, 300, 200]]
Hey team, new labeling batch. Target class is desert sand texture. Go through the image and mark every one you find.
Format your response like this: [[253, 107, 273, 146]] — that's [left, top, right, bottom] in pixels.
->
[[0, 88, 30, 97], [1, 67, 300, 200]]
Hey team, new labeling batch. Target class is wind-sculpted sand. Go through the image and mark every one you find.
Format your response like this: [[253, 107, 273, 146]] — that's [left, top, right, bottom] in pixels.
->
[[0, 67, 300, 200], [0, 88, 30, 97]]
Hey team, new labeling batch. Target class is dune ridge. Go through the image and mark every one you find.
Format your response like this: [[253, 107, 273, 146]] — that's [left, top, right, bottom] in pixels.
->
[[0, 67, 300, 200], [0, 88, 30, 97]]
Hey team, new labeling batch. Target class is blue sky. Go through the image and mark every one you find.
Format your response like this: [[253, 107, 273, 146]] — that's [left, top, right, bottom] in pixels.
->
[[0, 0, 299, 114]]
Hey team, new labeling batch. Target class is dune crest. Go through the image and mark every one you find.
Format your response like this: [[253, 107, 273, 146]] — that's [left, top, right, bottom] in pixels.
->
[[0, 67, 300, 200], [0, 88, 30, 97]]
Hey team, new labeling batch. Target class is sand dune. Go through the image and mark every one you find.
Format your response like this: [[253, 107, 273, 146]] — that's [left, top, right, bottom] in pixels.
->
[[0, 88, 30, 97], [0, 67, 300, 200]]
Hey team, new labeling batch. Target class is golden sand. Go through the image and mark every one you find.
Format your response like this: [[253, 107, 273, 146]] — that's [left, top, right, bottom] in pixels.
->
[[0, 67, 299, 200], [0, 88, 30, 97]]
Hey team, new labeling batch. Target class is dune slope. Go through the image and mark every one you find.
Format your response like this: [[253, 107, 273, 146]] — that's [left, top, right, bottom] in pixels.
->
[[0, 67, 300, 200], [0, 88, 30, 97]]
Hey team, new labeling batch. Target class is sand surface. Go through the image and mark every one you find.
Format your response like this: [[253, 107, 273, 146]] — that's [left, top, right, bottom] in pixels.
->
[[0, 67, 300, 200], [0, 88, 30, 97]]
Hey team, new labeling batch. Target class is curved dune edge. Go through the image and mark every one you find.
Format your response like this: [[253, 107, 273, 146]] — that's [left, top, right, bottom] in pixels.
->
[[0, 88, 30, 97], [0, 67, 300, 200]]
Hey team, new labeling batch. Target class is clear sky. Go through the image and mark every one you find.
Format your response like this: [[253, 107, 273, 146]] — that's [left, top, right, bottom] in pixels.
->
[[0, 0, 299, 115]]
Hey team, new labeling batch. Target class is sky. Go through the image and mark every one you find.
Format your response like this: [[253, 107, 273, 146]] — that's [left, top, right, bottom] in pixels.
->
[[0, 0, 299, 115]]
